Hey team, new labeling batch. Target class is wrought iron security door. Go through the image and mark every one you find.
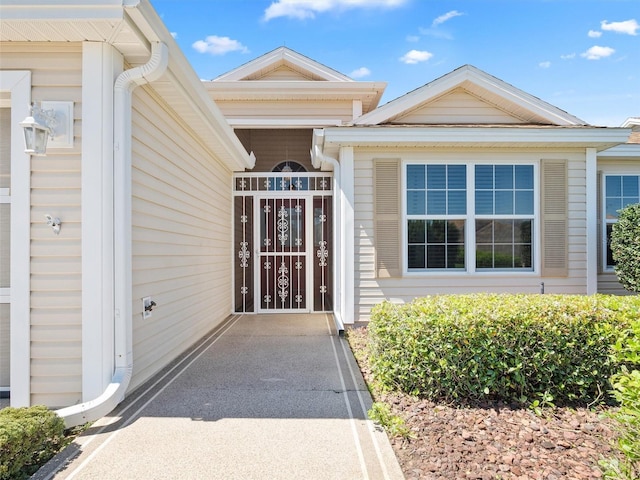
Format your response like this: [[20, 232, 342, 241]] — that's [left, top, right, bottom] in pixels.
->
[[233, 173, 333, 314], [259, 198, 307, 310]]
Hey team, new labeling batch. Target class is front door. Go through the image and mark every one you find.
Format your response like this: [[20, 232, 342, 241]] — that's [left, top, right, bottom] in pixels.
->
[[258, 198, 307, 311], [233, 173, 333, 314]]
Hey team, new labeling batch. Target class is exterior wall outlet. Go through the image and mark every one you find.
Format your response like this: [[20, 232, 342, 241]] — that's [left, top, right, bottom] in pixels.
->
[[142, 296, 156, 319]]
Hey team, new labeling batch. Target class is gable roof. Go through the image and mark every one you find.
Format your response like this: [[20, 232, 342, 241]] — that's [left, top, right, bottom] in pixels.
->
[[354, 65, 586, 126], [214, 46, 353, 82], [207, 46, 387, 116]]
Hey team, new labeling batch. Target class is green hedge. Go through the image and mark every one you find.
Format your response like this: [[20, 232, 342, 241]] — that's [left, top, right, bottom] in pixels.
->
[[602, 318, 640, 479], [611, 203, 640, 293], [369, 294, 639, 406], [0, 406, 65, 480]]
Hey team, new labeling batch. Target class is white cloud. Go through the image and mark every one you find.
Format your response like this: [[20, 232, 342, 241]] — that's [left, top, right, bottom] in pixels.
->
[[588, 30, 602, 38], [400, 49, 433, 64], [171, 32, 178, 39], [192, 36, 249, 55], [263, 0, 407, 21], [580, 45, 615, 60], [560, 53, 576, 60], [432, 10, 464, 27], [350, 67, 371, 78], [418, 27, 452, 40], [406, 34, 420, 42], [601, 19, 639, 36], [539, 61, 551, 69]]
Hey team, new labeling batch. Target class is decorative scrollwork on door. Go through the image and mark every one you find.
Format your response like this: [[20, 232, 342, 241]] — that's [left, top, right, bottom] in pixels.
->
[[260, 198, 306, 310], [234, 196, 254, 313], [277, 205, 289, 246], [313, 197, 332, 311]]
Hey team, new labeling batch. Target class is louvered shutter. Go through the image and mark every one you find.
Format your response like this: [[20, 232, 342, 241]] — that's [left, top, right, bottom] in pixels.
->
[[541, 160, 568, 277], [374, 159, 401, 278]]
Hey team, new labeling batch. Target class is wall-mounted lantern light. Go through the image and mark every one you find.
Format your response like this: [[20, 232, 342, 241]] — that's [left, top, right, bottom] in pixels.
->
[[19, 101, 74, 156], [19, 103, 54, 156]]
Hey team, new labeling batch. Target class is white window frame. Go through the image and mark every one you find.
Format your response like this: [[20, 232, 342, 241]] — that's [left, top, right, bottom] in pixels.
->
[[403, 160, 539, 276], [602, 173, 640, 272], [405, 164, 467, 271]]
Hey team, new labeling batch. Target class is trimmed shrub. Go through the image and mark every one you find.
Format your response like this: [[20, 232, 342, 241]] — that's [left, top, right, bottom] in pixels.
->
[[611, 203, 640, 293], [368, 294, 639, 406], [0, 406, 65, 480], [601, 319, 640, 479]]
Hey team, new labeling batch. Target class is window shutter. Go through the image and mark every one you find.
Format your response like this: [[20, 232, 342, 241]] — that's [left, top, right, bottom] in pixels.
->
[[541, 159, 568, 277], [374, 159, 401, 278]]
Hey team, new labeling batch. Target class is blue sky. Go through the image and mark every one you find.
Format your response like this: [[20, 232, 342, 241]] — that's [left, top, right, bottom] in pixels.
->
[[151, 0, 639, 126]]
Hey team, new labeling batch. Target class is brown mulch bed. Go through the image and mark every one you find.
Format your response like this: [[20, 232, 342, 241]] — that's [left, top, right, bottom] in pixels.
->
[[346, 327, 623, 480]]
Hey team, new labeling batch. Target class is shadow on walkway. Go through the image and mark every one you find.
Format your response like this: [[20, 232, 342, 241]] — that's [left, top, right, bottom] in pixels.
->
[[36, 314, 404, 480]]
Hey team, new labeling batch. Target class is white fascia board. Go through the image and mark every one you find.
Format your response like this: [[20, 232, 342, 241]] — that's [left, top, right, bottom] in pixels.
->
[[0, 1, 125, 20], [355, 70, 466, 125], [621, 117, 640, 128], [125, 1, 254, 170], [229, 119, 343, 128], [355, 65, 584, 126], [214, 47, 353, 82], [462, 67, 585, 126], [277, 48, 353, 82], [206, 81, 387, 101], [322, 126, 631, 150], [598, 143, 640, 158]]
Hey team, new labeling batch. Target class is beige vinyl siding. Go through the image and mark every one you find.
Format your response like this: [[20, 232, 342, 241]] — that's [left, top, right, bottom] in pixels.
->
[[1, 42, 83, 406], [598, 272, 632, 295], [129, 86, 236, 392], [393, 88, 523, 125], [254, 65, 319, 81], [354, 149, 589, 321], [216, 100, 353, 124]]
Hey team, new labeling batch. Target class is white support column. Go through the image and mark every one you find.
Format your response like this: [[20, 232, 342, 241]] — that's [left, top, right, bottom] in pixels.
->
[[81, 43, 122, 400], [585, 148, 598, 294], [4, 71, 31, 407], [339, 147, 355, 324]]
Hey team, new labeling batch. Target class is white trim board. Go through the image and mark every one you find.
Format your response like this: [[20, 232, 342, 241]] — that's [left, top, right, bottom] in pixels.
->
[[1, 70, 32, 406]]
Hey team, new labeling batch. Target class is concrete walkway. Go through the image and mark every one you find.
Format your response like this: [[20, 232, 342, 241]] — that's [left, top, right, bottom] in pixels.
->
[[37, 314, 404, 480]]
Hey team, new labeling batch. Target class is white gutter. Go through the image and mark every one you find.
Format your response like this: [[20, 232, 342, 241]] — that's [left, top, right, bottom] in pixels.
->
[[56, 41, 169, 428]]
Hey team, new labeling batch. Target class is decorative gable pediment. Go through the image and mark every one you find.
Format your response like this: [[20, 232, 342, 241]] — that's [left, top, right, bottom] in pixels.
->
[[393, 87, 526, 125], [356, 65, 586, 126], [214, 46, 352, 82], [250, 63, 321, 81]]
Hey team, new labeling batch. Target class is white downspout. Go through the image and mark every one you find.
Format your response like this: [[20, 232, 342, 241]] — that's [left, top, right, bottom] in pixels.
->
[[56, 42, 169, 428], [312, 144, 344, 333]]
